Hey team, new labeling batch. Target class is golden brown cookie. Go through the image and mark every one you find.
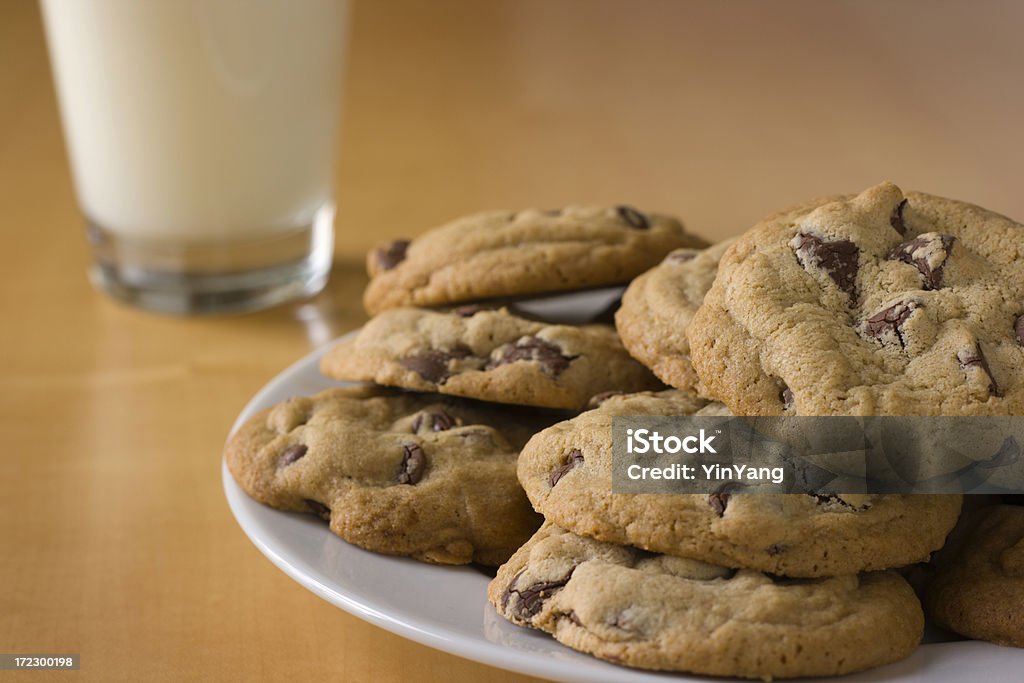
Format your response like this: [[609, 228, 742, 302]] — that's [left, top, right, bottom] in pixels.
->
[[928, 504, 1024, 647], [320, 307, 662, 410], [687, 183, 1024, 415], [489, 522, 924, 679], [225, 385, 553, 565], [518, 390, 963, 576], [363, 205, 706, 314], [615, 240, 733, 392]]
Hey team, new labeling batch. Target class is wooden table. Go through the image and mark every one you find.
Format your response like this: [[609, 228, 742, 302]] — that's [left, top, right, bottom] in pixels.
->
[[3, 0, 1023, 680]]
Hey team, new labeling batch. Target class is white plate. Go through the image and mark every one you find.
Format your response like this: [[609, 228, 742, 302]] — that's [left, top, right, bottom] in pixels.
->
[[223, 293, 1024, 682]]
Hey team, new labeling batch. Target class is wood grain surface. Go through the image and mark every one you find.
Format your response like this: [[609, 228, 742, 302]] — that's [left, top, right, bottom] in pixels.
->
[[2, 0, 1022, 680]]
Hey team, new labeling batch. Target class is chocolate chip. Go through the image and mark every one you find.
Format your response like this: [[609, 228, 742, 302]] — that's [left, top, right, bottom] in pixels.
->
[[400, 347, 474, 384], [863, 300, 920, 349], [549, 449, 584, 487], [500, 570, 524, 611], [374, 240, 410, 271], [808, 493, 866, 510], [617, 205, 650, 230], [889, 233, 955, 290], [400, 350, 451, 384], [766, 544, 786, 556], [957, 344, 1001, 397], [452, 345, 475, 359], [708, 493, 729, 517], [504, 568, 576, 621], [411, 409, 456, 434], [397, 443, 427, 485], [586, 390, 624, 409], [890, 198, 908, 235], [487, 336, 575, 376], [792, 232, 859, 302], [277, 444, 308, 468], [304, 499, 331, 520], [781, 385, 795, 411], [1015, 316, 1024, 346]]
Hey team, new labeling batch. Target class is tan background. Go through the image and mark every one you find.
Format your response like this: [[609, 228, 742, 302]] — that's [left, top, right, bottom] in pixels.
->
[[2, 0, 1022, 680]]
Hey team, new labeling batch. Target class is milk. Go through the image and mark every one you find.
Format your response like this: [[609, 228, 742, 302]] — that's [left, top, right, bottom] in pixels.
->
[[41, 0, 348, 242]]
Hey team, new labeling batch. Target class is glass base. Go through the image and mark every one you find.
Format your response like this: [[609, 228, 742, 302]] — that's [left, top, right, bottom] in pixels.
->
[[86, 203, 335, 315]]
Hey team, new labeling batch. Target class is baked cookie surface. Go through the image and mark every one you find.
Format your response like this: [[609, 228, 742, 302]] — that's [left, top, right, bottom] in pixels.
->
[[363, 205, 706, 314], [615, 239, 733, 392], [225, 385, 549, 565], [488, 522, 924, 679], [927, 505, 1024, 647], [517, 390, 962, 576], [687, 182, 1024, 415], [320, 307, 662, 410]]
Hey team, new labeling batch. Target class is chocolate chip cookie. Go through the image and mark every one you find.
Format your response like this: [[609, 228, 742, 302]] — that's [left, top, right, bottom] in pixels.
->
[[518, 390, 962, 576], [319, 307, 663, 410], [489, 522, 924, 679], [225, 385, 552, 565], [615, 240, 734, 392], [362, 205, 707, 315], [687, 182, 1024, 415], [927, 505, 1024, 647]]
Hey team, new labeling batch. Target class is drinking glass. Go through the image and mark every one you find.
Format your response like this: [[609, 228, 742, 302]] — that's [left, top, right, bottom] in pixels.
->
[[41, 0, 349, 314]]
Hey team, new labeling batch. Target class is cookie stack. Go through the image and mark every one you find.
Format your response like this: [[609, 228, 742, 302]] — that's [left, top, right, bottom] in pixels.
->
[[225, 187, 1024, 678], [493, 390, 961, 678], [485, 182, 1024, 678], [682, 182, 1024, 652], [225, 205, 703, 565]]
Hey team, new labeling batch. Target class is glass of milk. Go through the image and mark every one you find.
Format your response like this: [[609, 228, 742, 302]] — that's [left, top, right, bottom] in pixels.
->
[[40, 0, 348, 314]]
